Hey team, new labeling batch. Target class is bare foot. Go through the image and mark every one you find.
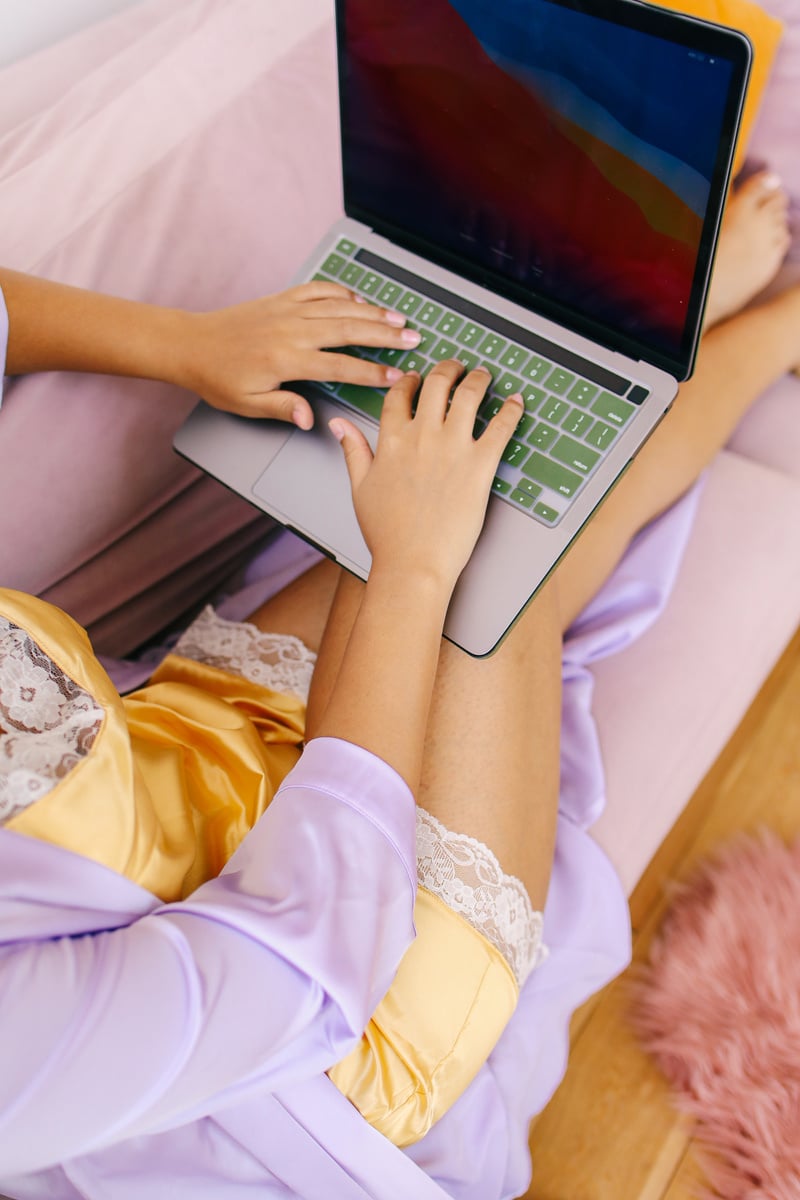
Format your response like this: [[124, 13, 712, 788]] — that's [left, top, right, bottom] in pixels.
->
[[704, 170, 791, 329]]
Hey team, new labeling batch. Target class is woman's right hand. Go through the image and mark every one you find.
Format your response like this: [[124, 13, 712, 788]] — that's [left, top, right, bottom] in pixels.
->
[[330, 360, 523, 594]]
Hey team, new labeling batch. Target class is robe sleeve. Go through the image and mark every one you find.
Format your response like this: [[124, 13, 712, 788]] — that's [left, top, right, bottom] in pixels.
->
[[0, 737, 417, 1175]]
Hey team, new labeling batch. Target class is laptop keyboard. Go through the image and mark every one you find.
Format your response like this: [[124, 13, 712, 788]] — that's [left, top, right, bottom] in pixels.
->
[[312, 238, 648, 527]]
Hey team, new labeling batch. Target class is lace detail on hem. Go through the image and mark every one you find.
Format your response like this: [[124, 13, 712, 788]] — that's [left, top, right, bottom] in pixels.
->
[[416, 806, 548, 988], [0, 617, 105, 823], [173, 607, 317, 702]]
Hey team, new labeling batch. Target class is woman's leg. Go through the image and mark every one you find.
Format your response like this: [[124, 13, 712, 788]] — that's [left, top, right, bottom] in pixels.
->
[[307, 180, 800, 906]]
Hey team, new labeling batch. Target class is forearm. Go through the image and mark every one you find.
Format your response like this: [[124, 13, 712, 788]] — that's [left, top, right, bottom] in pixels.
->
[[0, 267, 191, 384], [314, 567, 450, 795]]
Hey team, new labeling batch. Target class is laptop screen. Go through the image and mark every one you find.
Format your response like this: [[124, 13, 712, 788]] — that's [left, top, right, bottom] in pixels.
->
[[338, 0, 750, 379]]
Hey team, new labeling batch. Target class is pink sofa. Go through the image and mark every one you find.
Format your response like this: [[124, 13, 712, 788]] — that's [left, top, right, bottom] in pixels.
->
[[1, 0, 798, 898]]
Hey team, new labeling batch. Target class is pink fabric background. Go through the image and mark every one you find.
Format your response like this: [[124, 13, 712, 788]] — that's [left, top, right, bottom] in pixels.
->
[[0, 0, 342, 655]]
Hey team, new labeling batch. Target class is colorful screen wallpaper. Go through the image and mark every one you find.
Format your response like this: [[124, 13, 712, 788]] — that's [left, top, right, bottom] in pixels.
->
[[341, 0, 736, 360]]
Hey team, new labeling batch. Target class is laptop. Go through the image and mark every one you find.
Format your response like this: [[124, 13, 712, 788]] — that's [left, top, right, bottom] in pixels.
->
[[175, 0, 751, 656]]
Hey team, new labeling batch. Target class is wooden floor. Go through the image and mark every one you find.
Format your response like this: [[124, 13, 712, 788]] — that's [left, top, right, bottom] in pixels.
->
[[522, 623, 800, 1200]]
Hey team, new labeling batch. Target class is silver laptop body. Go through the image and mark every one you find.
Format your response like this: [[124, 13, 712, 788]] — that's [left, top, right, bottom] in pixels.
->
[[176, 0, 751, 655]]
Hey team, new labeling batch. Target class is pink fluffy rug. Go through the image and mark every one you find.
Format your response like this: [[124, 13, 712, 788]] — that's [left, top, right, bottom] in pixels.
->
[[629, 831, 800, 1200]]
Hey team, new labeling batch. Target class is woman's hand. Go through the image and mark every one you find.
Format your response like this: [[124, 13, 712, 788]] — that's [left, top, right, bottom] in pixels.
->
[[177, 281, 420, 428], [330, 360, 523, 593]]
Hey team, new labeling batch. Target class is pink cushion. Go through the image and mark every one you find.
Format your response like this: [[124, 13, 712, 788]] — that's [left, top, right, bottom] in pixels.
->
[[0, 0, 343, 655], [591, 450, 800, 893]]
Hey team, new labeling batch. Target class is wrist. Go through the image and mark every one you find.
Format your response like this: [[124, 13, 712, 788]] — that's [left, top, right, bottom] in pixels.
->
[[366, 557, 456, 613]]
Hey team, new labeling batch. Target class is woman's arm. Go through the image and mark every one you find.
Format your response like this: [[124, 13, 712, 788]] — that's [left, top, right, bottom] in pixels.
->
[[313, 361, 523, 792], [0, 268, 418, 428]]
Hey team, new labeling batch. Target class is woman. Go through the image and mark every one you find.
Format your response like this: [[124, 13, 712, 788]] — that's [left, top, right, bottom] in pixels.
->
[[0, 170, 796, 1198]]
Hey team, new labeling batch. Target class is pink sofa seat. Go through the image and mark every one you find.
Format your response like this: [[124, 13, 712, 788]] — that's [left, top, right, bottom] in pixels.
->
[[0, 0, 342, 656], [590, 450, 800, 894]]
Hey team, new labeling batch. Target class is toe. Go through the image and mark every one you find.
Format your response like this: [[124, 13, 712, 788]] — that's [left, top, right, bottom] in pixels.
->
[[735, 169, 784, 208]]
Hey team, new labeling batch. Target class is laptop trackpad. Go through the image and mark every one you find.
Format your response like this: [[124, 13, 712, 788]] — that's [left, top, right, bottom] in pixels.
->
[[252, 396, 374, 572]]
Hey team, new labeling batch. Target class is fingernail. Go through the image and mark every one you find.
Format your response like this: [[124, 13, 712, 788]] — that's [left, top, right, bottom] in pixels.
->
[[354, 295, 368, 304], [385, 367, 403, 382], [473, 364, 492, 374], [401, 329, 421, 346], [329, 419, 345, 442], [508, 392, 524, 405], [293, 404, 313, 429], [385, 310, 406, 327]]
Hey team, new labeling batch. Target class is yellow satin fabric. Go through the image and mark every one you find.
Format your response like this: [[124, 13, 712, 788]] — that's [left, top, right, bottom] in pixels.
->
[[3, 589, 520, 1146], [3, 590, 304, 901], [328, 887, 519, 1147]]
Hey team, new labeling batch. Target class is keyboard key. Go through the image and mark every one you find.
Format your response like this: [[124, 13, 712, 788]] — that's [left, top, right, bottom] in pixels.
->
[[521, 384, 546, 411], [377, 346, 409, 367], [534, 502, 559, 522], [437, 312, 463, 337], [514, 412, 536, 439], [522, 355, 552, 383], [627, 384, 650, 405], [458, 322, 486, 348], [417, 301, 443, 326], [479, 397, 504, 421], [340, 262, 365, 287], [321, 253, 346, 276], [360, 271, 384, 296], [377, 281, 403, 307], [568, 380, 599, 407], [336, 238, 357, 255], [397, 291, 423, 317], [495, 372, 524, 397], [561, 409, 594, 437], [499, 344, 528, 371], [528, 422, 558, 450], [511, 487, 536, 509], [501, 438, 527, 468], [539, 397, 570, 424], [546, 367, 575, 395], [551, 435, 601, 474], [431, 338, 459, 362], [516, 478, 542, 499], [337, 383, 385, 421], [492, 477, 512, 495], [403, 352, 429, 374], [585, 420, 617, 450], [521, 452, 583, 497], [416, 328, 437, 354], [591, 391, 636, 426], [479, 333, 507, 360], [457, 350, 481, 373]]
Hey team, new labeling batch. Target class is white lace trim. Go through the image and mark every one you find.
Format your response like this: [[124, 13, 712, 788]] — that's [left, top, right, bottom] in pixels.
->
[[173, 607, 317, 703], [0, 617, 105, 823], [416, 806, 548, 988]]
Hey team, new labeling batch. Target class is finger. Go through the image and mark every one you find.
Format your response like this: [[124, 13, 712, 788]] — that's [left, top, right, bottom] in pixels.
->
[[380, 370, 419, 432], [414, 358, 465, 424], [313, 351, 407, 389], [242, 389, 315, 429], [318, 318, 422, 352], [289, 280, 358, 304], [301, 296, 409, 329], [445, 365, 493, 432], [329, 416, 374, 493], [479, 392, 525, 458]]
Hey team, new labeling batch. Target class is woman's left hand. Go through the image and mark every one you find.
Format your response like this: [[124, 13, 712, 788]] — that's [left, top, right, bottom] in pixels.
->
[[176, 282, 420, 428]]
